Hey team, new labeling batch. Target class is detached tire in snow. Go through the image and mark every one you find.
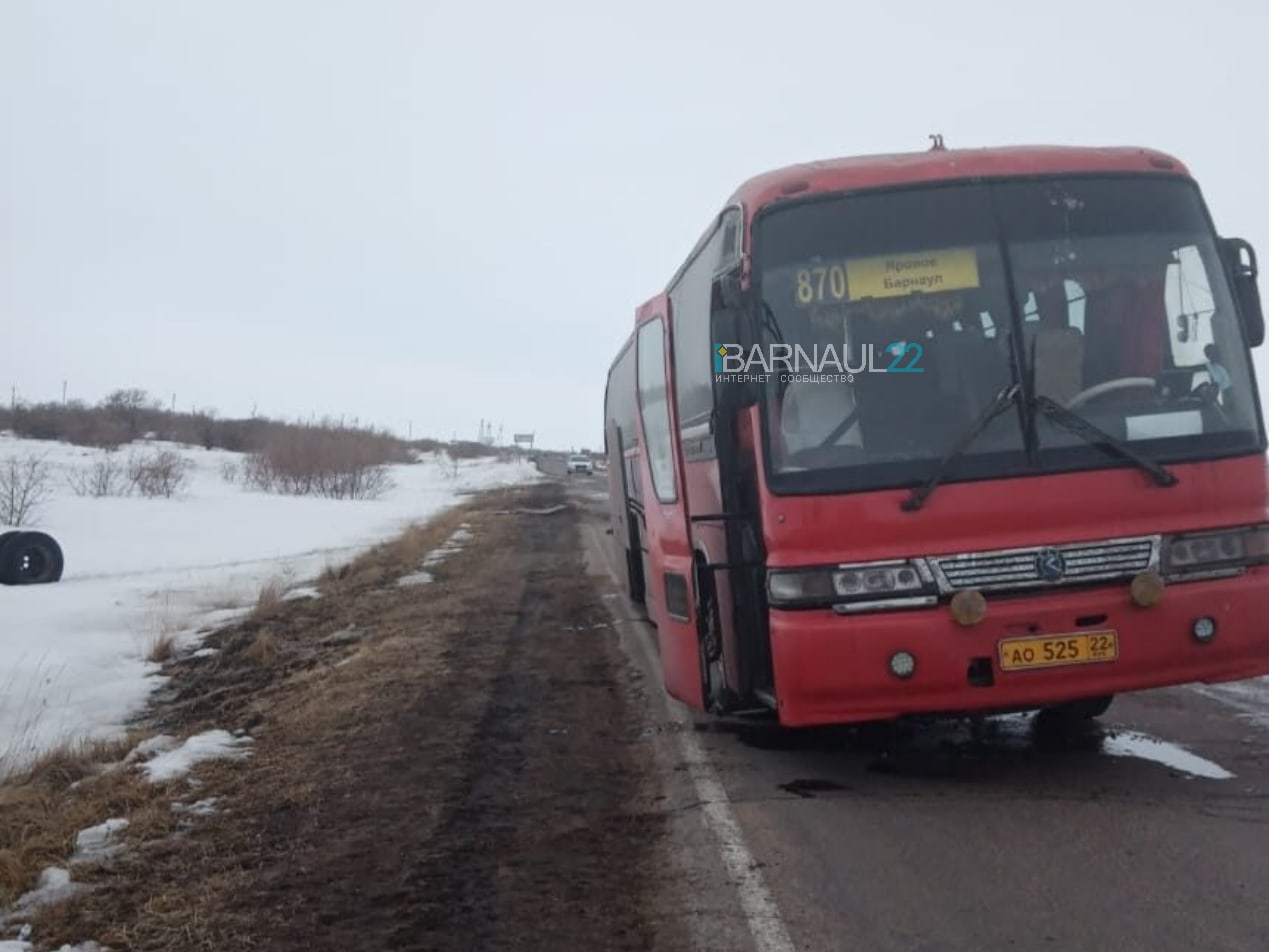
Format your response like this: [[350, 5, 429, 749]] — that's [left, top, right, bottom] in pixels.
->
[[0, 531, 65, 585]]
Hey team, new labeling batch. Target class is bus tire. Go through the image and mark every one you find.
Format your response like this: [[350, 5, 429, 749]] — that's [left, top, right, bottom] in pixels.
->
[[1039, 694, 1114, 720], [696, 567, 736, 715], [1, 531, 65, 585], [625, 519, 646, 607]]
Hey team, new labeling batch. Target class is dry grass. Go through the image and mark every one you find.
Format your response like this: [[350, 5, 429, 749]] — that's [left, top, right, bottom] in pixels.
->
[[2, 484, 544, 948], [306, 496, 520, 598], [250, 576, 287, 621], [242, 629, 278, 667], [314, 508, 482, 598], [0, 733, 156, 907], [136, 599, 186, 667], [145, 632, 178, 664]]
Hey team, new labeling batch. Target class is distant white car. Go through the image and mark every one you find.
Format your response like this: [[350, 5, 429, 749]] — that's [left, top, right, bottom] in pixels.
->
[[566, 454, 594, 475]]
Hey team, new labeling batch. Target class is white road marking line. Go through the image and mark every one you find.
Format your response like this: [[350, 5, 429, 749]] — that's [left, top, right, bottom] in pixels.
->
[[582, 518, 796, 952], [679, 726, 798, 952]]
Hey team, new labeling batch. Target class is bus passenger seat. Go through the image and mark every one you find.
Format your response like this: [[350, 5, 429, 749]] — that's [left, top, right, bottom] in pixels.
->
[[939, 324, 1008, 418], [1028, 285, 1085, 405], [1032, 324, 1085, 405], [780, 381, 863, 456]]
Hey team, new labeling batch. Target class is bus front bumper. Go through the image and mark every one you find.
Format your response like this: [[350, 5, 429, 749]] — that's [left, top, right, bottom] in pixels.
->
[[767, 569, 1269, 727]]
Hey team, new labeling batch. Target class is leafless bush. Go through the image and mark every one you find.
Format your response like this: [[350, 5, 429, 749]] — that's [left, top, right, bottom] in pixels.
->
[[128, 449, 191, 499], [324, 462, 393, 500], [0, 454, 52, 526], [0, 392, 429, 467], [67, 451, 130, 498], [242, 426, 397, 500], [240, 452, 276, 493]]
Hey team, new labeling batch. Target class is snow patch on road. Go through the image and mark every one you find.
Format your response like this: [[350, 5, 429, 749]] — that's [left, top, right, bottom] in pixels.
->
[[1102, 730, 1235, 779]]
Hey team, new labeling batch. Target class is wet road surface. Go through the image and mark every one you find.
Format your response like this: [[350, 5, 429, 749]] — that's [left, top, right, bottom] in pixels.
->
[[568, 469, 1269, 952]]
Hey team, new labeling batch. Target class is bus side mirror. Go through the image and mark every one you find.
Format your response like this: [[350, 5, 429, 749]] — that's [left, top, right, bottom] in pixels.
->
[[712, 307, 758, 409], [1221, 237, 1264, 347]]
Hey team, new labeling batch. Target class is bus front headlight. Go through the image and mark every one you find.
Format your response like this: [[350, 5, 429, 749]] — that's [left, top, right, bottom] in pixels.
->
[[1162, 524, 1269, 576], [767, 559, 935, 609]]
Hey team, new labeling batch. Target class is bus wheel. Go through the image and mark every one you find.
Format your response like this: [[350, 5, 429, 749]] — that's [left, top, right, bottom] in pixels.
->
[[1039, 694, 1114, 720], [625, 522, 646, 607], [625, 545, 645, 607], [698, 581, 732, 714]]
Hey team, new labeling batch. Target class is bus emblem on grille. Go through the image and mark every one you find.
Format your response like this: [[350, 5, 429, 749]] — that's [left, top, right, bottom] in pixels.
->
[[1035, 548, 1066, 582]]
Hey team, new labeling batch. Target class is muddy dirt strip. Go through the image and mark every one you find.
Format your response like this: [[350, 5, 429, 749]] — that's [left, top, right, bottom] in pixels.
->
[[8, 482, 691, 951]]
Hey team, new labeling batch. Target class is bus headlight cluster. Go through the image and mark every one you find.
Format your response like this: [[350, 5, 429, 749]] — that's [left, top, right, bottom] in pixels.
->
[[832, 563, 925, 597], [767, 559, 935, 609], [1162, 524, 1269, 576]]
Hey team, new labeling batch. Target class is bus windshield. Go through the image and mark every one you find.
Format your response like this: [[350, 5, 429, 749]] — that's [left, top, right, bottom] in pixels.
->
[[751, 176, 1263, 495]]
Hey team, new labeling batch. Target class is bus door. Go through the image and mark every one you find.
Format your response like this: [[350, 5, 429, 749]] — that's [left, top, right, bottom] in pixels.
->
[[634, 297, 703, 707], [604, 414, 645, 605]]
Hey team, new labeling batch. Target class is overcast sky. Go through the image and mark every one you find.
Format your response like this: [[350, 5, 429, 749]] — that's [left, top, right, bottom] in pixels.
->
[[3, 0, 1267, 449]]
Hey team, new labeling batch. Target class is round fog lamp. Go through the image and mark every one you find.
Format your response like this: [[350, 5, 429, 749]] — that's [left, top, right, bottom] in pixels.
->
[[950, 589, 987, 627], [889, 651, 917, 679], [1192, 617, 1216, 643], [1130, 570, 1165, 607]]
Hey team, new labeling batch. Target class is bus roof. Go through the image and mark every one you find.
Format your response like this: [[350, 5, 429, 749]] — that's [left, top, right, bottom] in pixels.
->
[[727, 144, 1191, 213], [618, 144, 1196, 351]]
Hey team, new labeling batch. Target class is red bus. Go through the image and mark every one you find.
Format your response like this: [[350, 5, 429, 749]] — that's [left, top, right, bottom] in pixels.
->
[[603, 141, 1269, 727]]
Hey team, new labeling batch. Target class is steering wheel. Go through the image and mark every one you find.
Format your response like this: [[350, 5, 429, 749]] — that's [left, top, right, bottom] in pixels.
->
[[1065, 377, 1157, 410]]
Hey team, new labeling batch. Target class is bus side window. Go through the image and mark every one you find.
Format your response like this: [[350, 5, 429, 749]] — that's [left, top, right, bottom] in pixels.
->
[[636, 317, 678, 503], [1066, 280, 1086, 333], [1165, 244, 1216, 367]]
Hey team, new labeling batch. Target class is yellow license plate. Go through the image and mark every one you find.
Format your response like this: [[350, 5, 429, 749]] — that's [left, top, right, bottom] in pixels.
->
[[998, 630, 1118, 671]]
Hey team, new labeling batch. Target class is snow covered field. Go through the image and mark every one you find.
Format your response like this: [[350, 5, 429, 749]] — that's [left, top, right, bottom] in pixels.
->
[[0, 434, 542, 776]]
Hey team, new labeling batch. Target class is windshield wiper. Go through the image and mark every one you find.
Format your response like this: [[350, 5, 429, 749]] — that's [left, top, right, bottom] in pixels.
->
[[1031, 395, 1178, 487], [759, 297, 786, 346], [901, 383, 1021, 512], [901, 388, 1178, 513]]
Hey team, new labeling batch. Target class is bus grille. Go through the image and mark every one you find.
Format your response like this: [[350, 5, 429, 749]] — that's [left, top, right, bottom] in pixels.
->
[[928, 536, 1159, 594]]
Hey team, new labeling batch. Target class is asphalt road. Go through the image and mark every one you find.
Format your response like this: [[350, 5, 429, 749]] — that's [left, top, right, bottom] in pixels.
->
[[565, 468, 1269, 952]]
